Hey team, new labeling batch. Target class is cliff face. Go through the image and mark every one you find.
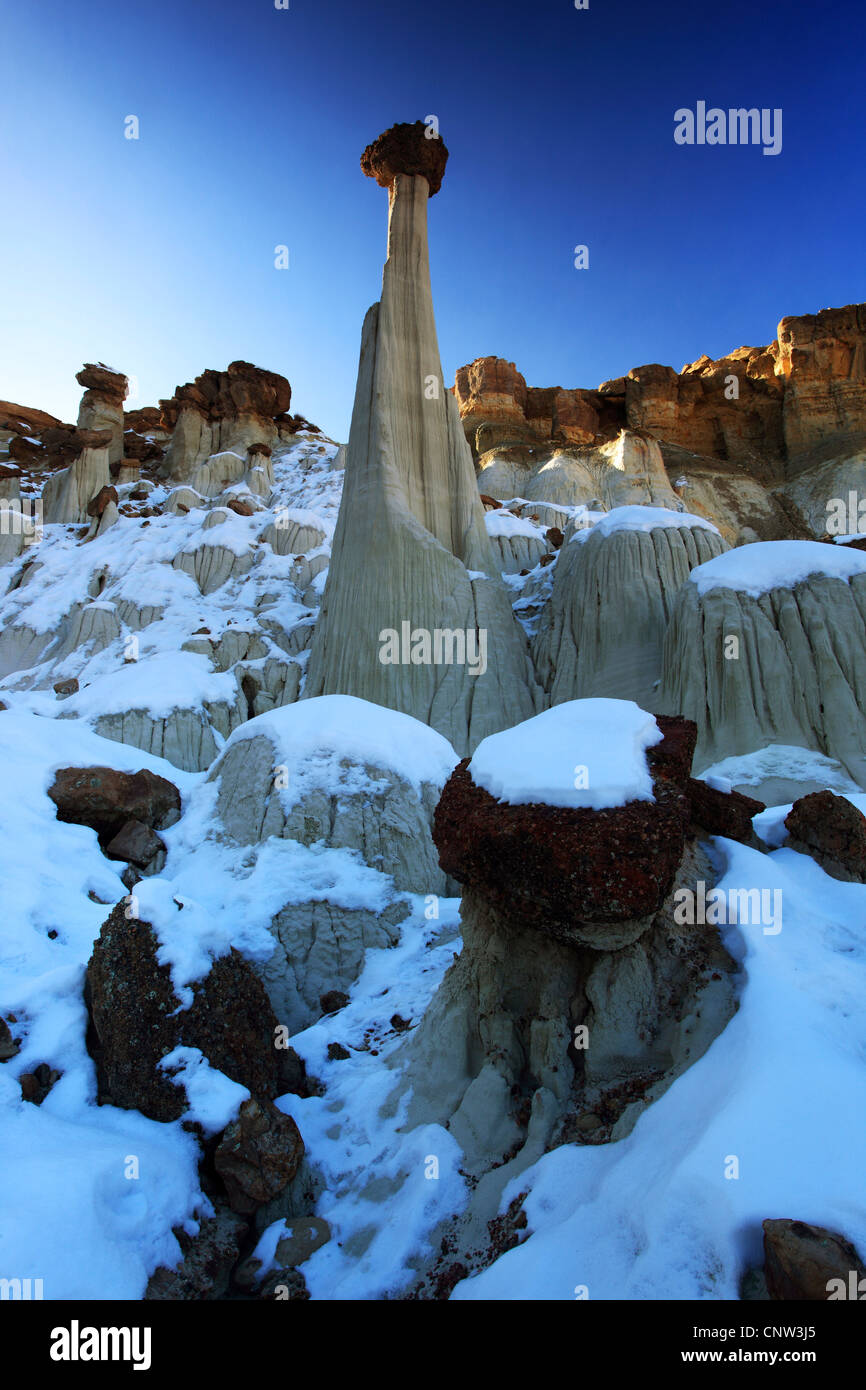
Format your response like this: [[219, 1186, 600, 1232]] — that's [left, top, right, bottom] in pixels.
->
[[453, 303, 866, 541]]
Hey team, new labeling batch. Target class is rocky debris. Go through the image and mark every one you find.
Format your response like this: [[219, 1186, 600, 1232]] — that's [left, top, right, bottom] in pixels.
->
[[226, 497, 255, 517], [145, 1206, 249, 1300], [124, 406, 165, 436], [214, 1098, 304, 1215], [327, 1042, 350, 1061], [235, 1217, 331, 1289], [784, 790, 866, 881], [53, 677, 79, 697], [47, 765, 181, 845], [20, 1063, 62, 1104], [104, 817, 165, 870], [687, 778, 765, 843], [361, 119, 448, 195], [762, 1219, 866, 1301], [0, 1016, 21, 1061], [659, 547, 866, 787], [433, 716, 696, 948], [303, 125, 540, 754], [84, 903, 290, 1121], [533, 513, 727, 711]]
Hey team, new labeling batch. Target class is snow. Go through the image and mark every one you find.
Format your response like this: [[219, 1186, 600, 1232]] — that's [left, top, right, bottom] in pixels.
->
[[467, 698, 663, 809], [452, 835, 866, 1299], [484, 509, 547, 541], [753, 792, 866, 849], [571, 504, 719, 543], [690, 539, 866, 597], [157, 1048, 249, 1136], [697, 744, 863, 795], [222, 694, 460, 800], [59, 651, 238, 720]]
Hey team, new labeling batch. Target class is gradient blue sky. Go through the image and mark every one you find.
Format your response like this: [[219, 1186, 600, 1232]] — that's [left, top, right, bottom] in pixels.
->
[[1, 0, 864, 439]]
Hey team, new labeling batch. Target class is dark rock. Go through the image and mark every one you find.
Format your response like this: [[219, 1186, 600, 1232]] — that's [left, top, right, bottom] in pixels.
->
[[784, 791, 866, 881], [85, 904, 289, 1121], [214, 1097, 304, 1214], [361, 120, 449, 196], [0, 1016, 20, 1061], [545, 526, 565, 549], [763, 1218, 866, 1301], [104, 817, 165, 867], [433, 719, 694, 944], [53, 677, 79, 697], [327, 1042, 350, 1061], [226, 498, 255, 517], [48, 766, 181, 843], [20, 1063, 62, 1105], [319, 990, 349, 1015], [687, 778, 765, 843], [145, 1205, 248, 1300]]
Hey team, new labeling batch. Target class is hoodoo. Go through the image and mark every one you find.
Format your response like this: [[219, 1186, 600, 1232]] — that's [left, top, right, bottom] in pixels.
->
[[302, 122, 540, 754]]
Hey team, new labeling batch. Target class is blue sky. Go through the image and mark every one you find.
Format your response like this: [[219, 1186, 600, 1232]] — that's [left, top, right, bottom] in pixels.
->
[[1, 0, 863, 438]]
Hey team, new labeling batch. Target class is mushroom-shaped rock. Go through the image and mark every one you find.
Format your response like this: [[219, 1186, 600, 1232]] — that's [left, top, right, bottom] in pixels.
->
[[435, 700, 695, 949], [303, 124, 540, 753], [392, 698, 735, 1183], [360, 119, 448, 195]]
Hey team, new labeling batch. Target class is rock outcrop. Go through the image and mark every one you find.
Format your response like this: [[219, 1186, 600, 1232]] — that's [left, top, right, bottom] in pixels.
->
[[659, 541, 866, 787], [456, 303, 866, 545], [40, 426, 112, 523], [533, 508, 728, 710], [304, 124, 545, 754], [159, 362, 292, 483]]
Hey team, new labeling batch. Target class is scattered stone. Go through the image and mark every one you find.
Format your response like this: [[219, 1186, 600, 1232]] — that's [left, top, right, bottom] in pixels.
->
[[259, 1268, 310, 1300], [226, 497, 255, 517], [545, 526, 564, 549], [214, 1097, 304, 1214], [319, 990, 349, 1015], [327, 1042, 350, 1061], [20, 1063, 62, 1104], [273, 1216, 331, 1269], [762, 1218, 866, 1301], [390, 1013, 411, 1032], [0, 1017, 20, 1061], [53, 677, 79, 697], [784, 791, 866, 882]]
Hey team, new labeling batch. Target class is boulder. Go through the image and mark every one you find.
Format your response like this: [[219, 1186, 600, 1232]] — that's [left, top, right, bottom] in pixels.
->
[[47, 765, 181, 843], [762, 1219, 866, 1301], [214, 1098, 304, 1214], [687, 778, 765, 843], [784, 790, 866, 881], [85, 903, 291, 1122]]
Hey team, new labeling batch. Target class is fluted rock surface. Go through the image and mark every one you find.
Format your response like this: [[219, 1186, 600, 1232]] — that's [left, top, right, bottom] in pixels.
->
[[659, 541, 866, 786], [303, 126, 540, 754], [533, 509, 728, 709]]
